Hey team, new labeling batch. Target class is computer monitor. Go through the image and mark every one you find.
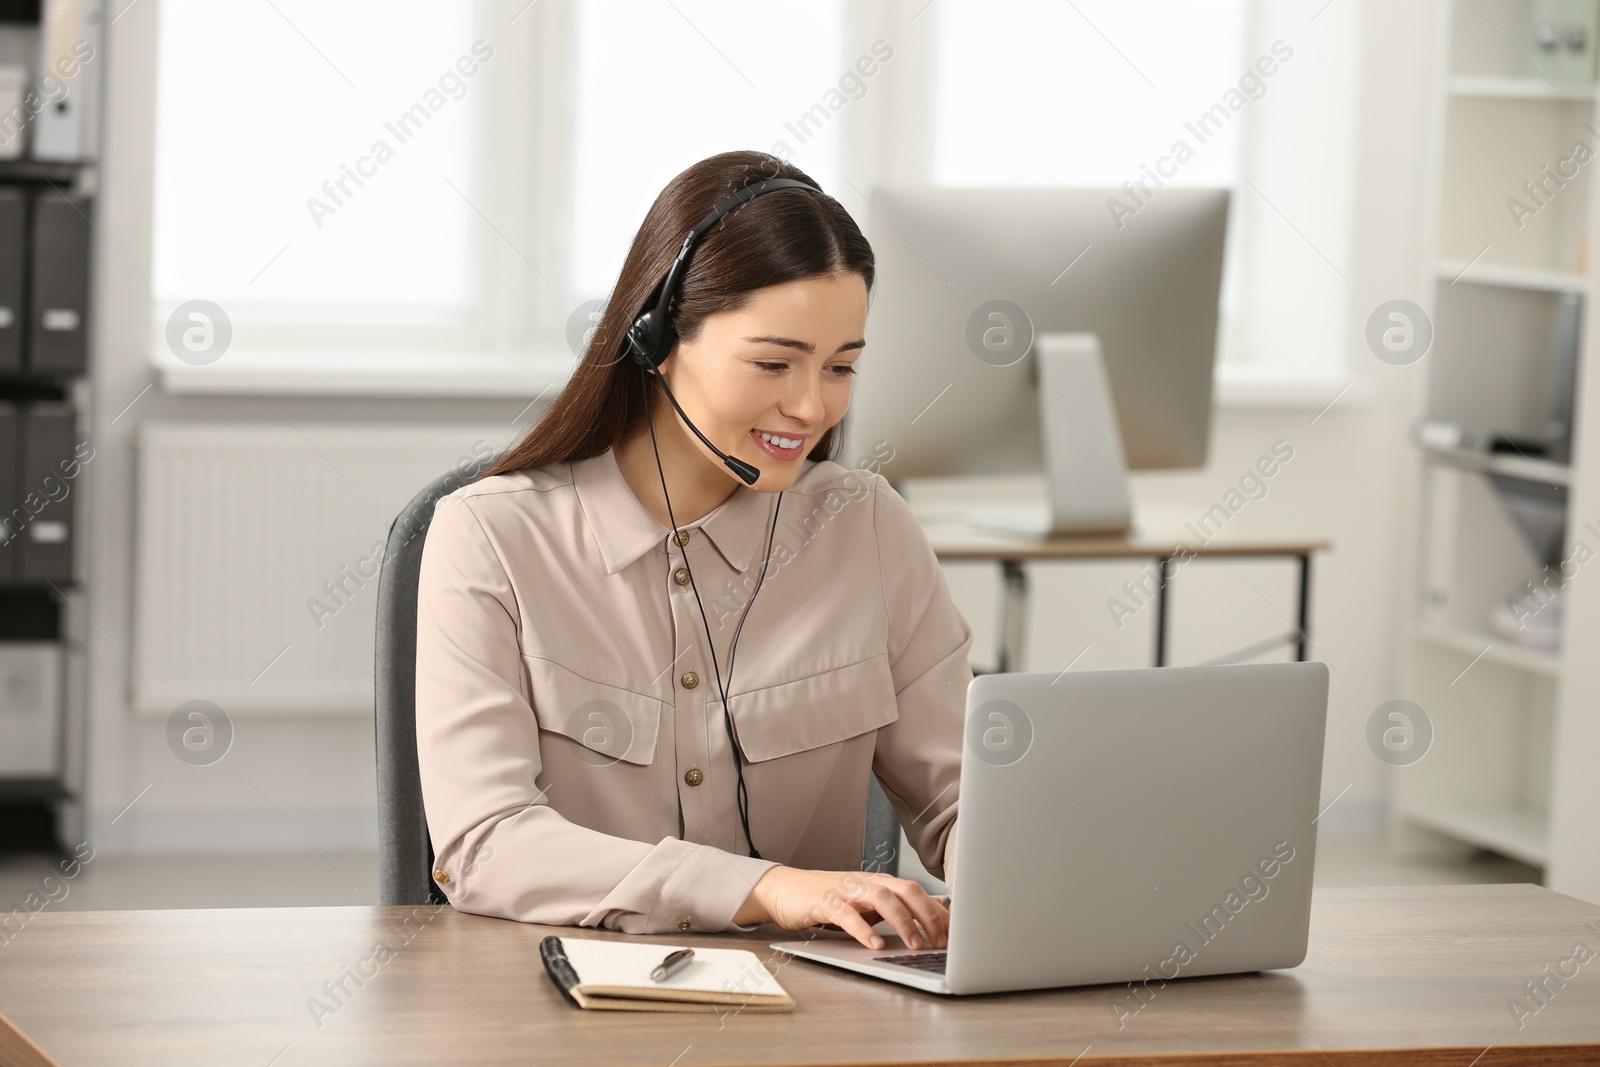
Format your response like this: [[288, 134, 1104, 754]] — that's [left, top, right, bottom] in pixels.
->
[[840, 187, 1230, 535]]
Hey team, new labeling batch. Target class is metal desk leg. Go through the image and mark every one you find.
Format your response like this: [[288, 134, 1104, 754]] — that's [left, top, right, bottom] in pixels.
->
[[1296, 553, 1312, 662], [998, 559, 1028, 674], [1153, 555, 1174, 668]]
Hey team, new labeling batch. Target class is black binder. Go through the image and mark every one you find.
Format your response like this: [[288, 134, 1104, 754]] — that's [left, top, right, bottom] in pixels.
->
[[0, 186, 25, 375], [0, 400, 16, 582], [18, 401, 75, 582], [28, 189, 91, 376]]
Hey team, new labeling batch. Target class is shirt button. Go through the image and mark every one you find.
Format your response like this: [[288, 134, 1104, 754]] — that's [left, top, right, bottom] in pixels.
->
[[674, 530, 691, 547], [681, 671, 699, 689], [674, 567, 691, 586], [433, 869, 451, 885], [677, 917, 692, 931], [684, 767, 704, 787]]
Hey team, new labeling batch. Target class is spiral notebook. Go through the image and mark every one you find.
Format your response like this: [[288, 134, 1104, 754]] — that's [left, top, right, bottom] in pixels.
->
[[539, 935, 795, 1013]]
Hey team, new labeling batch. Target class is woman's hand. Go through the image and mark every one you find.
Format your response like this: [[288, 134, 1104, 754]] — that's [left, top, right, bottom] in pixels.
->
[[734, 866, 949, 951]]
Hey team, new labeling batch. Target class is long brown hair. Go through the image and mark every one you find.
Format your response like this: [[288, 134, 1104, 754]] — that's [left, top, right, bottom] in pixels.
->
[[476, 150, 875, 481]]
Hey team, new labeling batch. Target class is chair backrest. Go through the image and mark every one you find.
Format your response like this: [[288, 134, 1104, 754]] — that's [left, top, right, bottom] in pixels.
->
[[374, 464, 900, 907], [375, 466, 482, 906], [863, 775, 902, 878]]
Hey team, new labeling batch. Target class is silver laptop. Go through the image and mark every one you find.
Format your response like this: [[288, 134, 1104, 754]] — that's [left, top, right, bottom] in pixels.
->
[[770, 661, 1329, 996]]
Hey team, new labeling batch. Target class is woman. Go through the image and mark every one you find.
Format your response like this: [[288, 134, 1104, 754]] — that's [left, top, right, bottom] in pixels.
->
[[415, 150, 971, 954]]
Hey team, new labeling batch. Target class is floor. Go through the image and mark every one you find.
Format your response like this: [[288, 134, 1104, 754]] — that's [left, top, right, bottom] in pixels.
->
[[0, 835, 1542, 913]]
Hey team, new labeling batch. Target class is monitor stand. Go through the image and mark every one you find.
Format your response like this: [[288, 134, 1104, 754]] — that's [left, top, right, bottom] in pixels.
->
[[965, 331, 1134, 538]]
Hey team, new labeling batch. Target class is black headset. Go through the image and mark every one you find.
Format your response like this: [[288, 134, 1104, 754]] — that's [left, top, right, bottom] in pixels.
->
[[619, 175, 825, 862], [624, 177, 823, 487]]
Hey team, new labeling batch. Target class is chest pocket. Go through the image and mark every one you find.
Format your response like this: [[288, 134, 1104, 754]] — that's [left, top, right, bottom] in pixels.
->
[[523, 655, 664, 766], [715, 653, 900, 763]]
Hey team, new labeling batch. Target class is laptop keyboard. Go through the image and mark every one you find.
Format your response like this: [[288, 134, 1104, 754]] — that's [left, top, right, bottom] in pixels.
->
[[872, 950, 948, 973]]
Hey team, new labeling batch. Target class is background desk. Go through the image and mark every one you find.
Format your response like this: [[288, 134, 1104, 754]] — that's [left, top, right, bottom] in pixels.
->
[[923, 519, 1329, 672], [2, 884, 1596, 1065]]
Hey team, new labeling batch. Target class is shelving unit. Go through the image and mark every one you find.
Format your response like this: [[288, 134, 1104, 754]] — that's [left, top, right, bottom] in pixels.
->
[[0, 1, 99, 854], [0, 158, 94, 855], [1394, 0, 1598, 879]]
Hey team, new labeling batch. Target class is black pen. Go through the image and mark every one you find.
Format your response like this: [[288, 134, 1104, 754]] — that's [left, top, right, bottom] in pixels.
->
[[651, 948, 694, 982]]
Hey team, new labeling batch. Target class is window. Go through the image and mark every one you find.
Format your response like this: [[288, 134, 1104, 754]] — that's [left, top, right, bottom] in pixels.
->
[[567, 0, 848, 306], [151, 0, 492, 354], [144, 0, 1357, 391]]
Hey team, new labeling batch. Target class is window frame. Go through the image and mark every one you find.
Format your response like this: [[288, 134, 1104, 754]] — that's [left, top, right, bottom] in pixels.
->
[[148, 0, 556, 387], [147, 0, 1364, 408]]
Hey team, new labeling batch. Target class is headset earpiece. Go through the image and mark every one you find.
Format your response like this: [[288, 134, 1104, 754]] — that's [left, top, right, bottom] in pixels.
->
[[624, 313, 660, 370], [626, 276, 671, 370], [624, 177, 822, 373]]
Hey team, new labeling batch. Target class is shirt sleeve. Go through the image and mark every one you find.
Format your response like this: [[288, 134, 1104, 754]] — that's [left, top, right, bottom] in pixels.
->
[[413, 494, 781, 933], [867, 475, 971, 891]]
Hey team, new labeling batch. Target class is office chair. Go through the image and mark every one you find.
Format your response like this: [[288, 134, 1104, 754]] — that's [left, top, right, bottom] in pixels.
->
[[375, 465, 476, 907], [375, 462, 902, 908]]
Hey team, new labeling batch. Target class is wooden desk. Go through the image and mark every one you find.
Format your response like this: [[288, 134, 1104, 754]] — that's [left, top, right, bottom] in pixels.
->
[[2, 884, 1596, 1065], [923, 518, 1330, 672]]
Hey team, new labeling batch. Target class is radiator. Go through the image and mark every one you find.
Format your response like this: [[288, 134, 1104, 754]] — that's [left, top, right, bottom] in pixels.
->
[[132, 421, 517, 716]]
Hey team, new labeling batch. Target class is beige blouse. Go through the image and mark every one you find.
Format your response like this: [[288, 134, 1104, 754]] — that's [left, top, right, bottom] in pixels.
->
[[414, 443, 971, 935]]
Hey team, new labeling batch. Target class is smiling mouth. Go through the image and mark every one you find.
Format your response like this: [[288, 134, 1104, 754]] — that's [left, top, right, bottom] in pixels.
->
[[749, 429, 808, 458]]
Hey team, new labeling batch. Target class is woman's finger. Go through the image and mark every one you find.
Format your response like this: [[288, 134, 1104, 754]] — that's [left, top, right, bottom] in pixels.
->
[[895, 884, 950, 948], [830, 901, 889, 950], [859, 884, 925, 950], [890, 881, 950, 949]]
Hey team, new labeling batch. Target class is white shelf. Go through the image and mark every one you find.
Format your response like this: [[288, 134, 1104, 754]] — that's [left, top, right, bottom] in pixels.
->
[[1413, 624, 1562, 677], [1398, 796, 1550, 867], [1419, 444, 1572, 487], [1412, 2, 1600, 899], [1449, 75, 1598, 101], [1436, 259, 1586, 293]]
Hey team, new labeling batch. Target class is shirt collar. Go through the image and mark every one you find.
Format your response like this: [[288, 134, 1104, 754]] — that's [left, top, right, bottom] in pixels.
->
[[573, 445, 782, 577]]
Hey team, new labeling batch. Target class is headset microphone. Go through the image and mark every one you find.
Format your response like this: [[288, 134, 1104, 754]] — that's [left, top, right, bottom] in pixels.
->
[[644, 355, 761, 486], [618, 174, 825, 862]]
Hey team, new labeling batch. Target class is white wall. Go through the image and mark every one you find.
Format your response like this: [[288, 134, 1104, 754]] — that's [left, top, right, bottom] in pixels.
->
[[77, 0, 1438, 856]]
